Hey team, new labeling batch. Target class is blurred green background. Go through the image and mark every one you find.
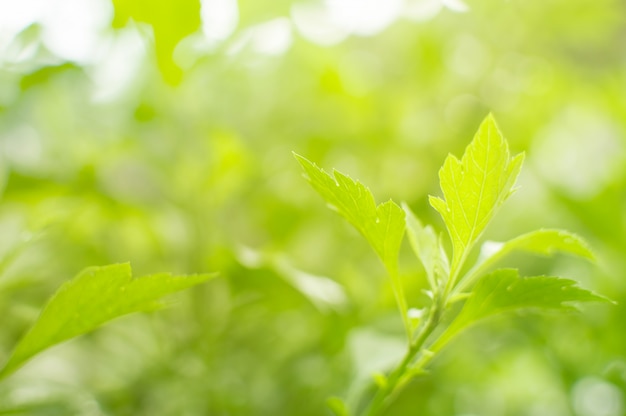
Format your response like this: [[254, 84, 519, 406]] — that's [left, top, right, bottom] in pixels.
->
[[0, 0, 625, 414]]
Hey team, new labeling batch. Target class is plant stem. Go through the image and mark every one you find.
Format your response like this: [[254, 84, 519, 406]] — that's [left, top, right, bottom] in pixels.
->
[[363, 300, 441, 416], [362, 225, 478, 415], [388, 266, 412, 342], [451, 242, 510, 297], [442, 248, 469, 305]]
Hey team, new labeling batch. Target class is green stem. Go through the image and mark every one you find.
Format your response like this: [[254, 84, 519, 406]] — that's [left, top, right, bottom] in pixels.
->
[[442, 247, 469, 305], [363, 300, 441, 416], [388, 266, 412, 342], [451, 240, 515, 298], [362, 234, 482, 414]]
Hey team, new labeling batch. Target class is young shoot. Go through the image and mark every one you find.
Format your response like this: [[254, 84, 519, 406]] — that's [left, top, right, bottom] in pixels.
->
[[296, 114, 607, 416]]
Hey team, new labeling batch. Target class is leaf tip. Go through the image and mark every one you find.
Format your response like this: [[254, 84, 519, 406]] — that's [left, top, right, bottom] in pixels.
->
[[480, 112, 500, 131], [428, 195, 446, 213], [293, 152, 311, 168]]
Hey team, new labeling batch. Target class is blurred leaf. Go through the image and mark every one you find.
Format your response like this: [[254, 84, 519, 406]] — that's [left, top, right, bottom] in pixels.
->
[[111, 0, 201, 84], [237, 0, 292, 27], [20, 63, 80, 91], [429, 115, 524, 277], [403, 203, 449, 290], [327, 397, 350, 416], [444, 269, 608, 342], [0, 263, 215, 378], [295, 154, 405, 273]]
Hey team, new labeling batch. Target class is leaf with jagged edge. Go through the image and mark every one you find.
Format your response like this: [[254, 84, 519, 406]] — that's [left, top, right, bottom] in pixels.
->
[[0, 263, 216, 378], [455, 229, 595, 293], [403, 203, 449, 291], [441, 269, 608, 345], [295, 154, 412, 336], [294, 154, 405, 274], [429, 115, 524, 280], [487, 229, 594, 260]]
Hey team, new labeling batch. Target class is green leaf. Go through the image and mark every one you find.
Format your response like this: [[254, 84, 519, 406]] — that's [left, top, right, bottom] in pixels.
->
[[403, 203, 449, 291], [327, 397, 350, 416], [486, 229, 595, 260], [445, 269, 607, 341], [111, 0, 201, 85], [429, 115, 524, 280], [455, 229, 595, 293], [295, 154, 412, 338], [1, 263, 215, 378], [294, 154, 405, 273]]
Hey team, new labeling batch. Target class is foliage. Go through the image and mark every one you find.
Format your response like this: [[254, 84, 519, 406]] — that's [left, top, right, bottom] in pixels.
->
[[1, 263, 215, 379], [447, 269, 604, 338], [429, 114, 524, 294], [111, 0, 201, 84], [295, 155, 410, 336], [298, 115, 606, 414], [0, 0, 624, 414]]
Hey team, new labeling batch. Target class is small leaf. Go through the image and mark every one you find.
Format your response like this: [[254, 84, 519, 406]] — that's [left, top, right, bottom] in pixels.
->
[[486, 229, 594, 261], [429, 115, 524, 276], [1, 263, 215, 378], [327, 396, 350, 416], [455, 229, 595, 293], [295, 154, 412, 338], [294, 154, 405, 273], [446, 269, 607, 340], [403, 203, 449, 290]]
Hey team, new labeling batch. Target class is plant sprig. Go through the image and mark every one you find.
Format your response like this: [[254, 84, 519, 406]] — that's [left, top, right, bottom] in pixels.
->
[[296, 114, 608, 416], [0, 263, 215, 379]]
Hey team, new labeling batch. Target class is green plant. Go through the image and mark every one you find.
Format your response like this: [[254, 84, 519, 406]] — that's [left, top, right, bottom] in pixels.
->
[[0, 262, 215, 380], [295, 114, 607, 416]]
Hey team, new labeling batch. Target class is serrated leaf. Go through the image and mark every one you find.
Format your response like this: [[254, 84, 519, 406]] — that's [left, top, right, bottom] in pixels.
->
[[112, 0, 201, 84], [1, 263, 215, 378], [490, 229, 594, 260], [294, 154, 405, 273], [429, 115, 524, 277], [295, 154, 412, 337], [446, 269, 607, 340], [455, 229, 595, 293], [403, 203, 449, 290]]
